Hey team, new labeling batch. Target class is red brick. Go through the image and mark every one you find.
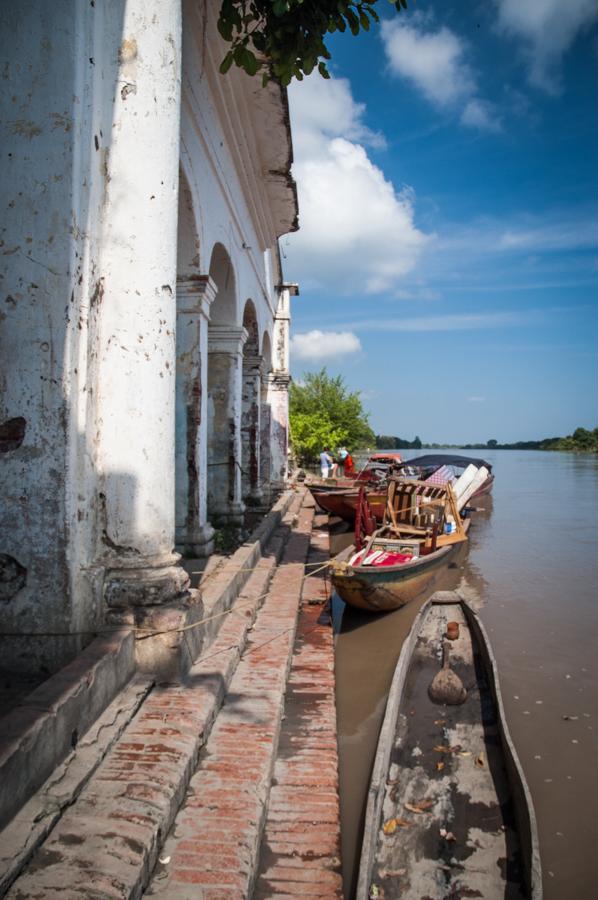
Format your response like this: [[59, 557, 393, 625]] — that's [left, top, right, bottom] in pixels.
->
[[171, 869, 247, 887]]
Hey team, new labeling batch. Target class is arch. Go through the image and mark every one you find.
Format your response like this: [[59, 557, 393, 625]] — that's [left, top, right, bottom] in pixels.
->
[[175, 167, 215, 556], [242, 299, 259, 356], [240, 299, 263, 503], [259, 331, 273, 495], [177, 167, 200, 277], [208, 243, 237, 326], [261, 330, 273, 373]]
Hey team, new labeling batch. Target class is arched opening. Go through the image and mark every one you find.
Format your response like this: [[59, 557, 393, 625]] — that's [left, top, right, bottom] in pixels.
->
[[174, 169, 215, 557], [259, 331, 273, 496], [207, 244, 245, 524], [241, 301, 262, 503], [208, 243, 237, 326]]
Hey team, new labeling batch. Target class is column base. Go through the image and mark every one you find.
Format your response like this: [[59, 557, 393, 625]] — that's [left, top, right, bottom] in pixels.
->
[[209, 500, 245, 527], [104, 552, 190, 609], [107, 590, 203, 681], [176, 523, 215, 559], [243, 487, 264, 507]]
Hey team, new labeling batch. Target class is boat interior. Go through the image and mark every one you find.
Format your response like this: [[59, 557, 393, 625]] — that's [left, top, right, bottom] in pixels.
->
[[352, 479, 468, 569]]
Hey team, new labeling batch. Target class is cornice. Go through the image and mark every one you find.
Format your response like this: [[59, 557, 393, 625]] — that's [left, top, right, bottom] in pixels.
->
[[208, 324, 249, 355], [176, 274, 217, 317], [184, 1, 298, 249]]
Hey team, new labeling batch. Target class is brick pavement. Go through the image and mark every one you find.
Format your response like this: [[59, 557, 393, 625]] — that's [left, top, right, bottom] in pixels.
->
[[5, 496, 304, 899], [4, 495, 344, 899], [255, 512, 343, 899], [146, 500, 316, 898]]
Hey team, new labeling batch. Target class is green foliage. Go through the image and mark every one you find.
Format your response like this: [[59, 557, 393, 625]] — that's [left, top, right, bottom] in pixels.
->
[[217, 0, 409, 85], [463, 425, 598, 452], [376, 426, 598, 452], [289, 368, 375, 463], [548, 426, 598, 452], [375, 434, 423, 450]]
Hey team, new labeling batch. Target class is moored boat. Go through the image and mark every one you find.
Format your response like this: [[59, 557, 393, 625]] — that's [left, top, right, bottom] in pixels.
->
[[357, 591, 542, 899], [308, 485, 360, 520], [310, 454, 492, 526], [398, 453, 495, 501], [331, 478, 469, 613], [308, 452, 403, 518]]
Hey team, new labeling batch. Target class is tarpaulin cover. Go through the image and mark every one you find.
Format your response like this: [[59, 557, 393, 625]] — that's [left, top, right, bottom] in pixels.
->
[[400, 454, 492, 472]]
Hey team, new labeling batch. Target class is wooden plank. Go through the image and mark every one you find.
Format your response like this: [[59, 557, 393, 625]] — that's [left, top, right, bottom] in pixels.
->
[[435, 531, 468, 547]]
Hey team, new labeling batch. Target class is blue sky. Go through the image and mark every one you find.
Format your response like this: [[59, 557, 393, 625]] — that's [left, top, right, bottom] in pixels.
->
[[282, 0, 598, 444]]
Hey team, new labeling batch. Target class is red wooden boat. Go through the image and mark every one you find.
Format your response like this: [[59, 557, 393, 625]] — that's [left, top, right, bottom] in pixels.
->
[[308, 452, 403, 517], [310, 454, 493, 525]]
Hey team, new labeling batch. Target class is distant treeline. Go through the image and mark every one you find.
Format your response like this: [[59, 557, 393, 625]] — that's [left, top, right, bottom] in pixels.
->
[[375, 426, 598, 453]]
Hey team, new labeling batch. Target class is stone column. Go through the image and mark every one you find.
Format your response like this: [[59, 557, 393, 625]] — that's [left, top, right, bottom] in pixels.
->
[[265, 282, 298, 491], [207, 326, 248, 525], [259, 374, 272, 501], [266, 373, 291, 489], [95, 0, 189, 610], [175, 276, 216, 557], [241, 355, 264, 504]]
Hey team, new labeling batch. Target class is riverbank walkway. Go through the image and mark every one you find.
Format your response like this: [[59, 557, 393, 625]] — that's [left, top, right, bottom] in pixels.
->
[[0, 489, 343, 898]]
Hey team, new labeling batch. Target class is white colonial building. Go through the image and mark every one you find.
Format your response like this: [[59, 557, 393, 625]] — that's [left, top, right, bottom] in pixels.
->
[[0, 0, 299, 674]]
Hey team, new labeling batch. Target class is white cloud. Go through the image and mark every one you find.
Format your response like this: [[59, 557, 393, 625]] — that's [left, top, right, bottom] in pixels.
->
[[381, 18, 501, 132], [290, 330, 362, 361], [498, 220, 598, 252], [467, 396, 486, 403], [461, 99, 502, 133], [334, 311, 528, 333], [299, 304, 577, 336], [285, 75, 429, 294], [289, 75, 386, 152], [495, 0, 598, 92], [381, 19, 472, 107]]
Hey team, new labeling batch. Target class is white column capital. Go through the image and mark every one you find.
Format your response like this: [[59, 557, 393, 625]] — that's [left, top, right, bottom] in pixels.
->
[[243, 354, 265, 374], [208, 325, 248, 355], [265, 371, 291, 390], [176, 275, 217, 319]]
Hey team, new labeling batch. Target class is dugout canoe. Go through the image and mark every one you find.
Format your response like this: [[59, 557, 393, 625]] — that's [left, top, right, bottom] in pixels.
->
[[357, 591, 542, 900]]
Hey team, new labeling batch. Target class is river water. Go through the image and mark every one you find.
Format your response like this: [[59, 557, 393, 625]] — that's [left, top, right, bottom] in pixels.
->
[[332, 450, 598, 899]]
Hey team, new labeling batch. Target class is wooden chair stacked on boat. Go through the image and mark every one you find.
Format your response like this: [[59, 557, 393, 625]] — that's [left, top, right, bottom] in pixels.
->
[[357, 477, 467, 560]]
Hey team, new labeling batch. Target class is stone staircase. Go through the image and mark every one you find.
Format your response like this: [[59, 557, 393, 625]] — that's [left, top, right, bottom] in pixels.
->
[[0, 491, 343, 899]]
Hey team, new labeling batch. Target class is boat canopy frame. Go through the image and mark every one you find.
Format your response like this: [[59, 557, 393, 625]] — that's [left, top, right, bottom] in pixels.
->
[[382, 476, 467, 547]]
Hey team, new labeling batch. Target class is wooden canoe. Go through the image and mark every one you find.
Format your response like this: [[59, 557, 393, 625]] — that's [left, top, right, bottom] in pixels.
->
[[308, 485, 361, 520], [357, 591, 542, 900], [331, 521, 470, 613]]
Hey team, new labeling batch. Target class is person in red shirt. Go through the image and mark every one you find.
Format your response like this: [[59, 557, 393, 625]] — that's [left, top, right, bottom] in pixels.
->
[[344, 452, 355, 476]]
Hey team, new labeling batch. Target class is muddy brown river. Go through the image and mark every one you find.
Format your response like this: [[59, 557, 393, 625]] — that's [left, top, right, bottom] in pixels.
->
[[332, 450, 598, 899]]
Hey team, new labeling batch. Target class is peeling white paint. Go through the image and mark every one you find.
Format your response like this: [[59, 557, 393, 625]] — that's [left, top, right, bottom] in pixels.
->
[[0, 0, 298, 672]]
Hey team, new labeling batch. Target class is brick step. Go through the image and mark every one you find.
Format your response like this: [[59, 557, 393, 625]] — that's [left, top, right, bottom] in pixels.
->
[[0, 674, 153, 896], [255, 511, 343, 899], [4, 492, 306, 899], [143, 498, 316, 898], [0, 628, 136, 831]]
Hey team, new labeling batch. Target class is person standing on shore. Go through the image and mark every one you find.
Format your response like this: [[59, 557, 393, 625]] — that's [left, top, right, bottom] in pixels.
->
[[320, 447, 333, 479], [338, 446, 348, 474], [344, 451, 355, 476]]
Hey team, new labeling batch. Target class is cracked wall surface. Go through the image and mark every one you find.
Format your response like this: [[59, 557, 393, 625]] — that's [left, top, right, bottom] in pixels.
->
[[1, 0, 297, 674]]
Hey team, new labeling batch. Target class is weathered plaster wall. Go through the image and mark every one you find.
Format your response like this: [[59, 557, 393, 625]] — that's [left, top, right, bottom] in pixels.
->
[[0, 1, 124, 671], [1, 0, 297, 672], [177, 0, 296, 524]]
